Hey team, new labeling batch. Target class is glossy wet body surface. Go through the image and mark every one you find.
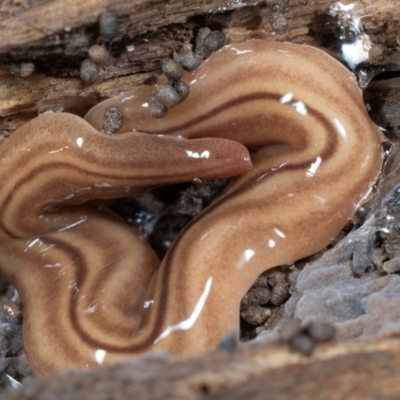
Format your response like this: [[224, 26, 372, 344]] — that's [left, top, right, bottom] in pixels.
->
[[0, 40, 383, 374]]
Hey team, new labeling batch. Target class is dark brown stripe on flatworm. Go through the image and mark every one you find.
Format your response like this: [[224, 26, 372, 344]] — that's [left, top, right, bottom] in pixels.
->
[[138, 98, 348, 351], [152, 104, 344, 333], [0, 159, 204, 238], [35, 234, 161, 353], [135, 92, 353, 137], [6, 94, 351, 355]]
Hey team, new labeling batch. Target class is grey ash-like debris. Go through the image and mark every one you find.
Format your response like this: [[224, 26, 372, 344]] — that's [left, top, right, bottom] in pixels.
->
[[290, 333, 315, 356], [79, 59, 99, 83], [0, 292, 32, 393], [279, 319, 336, 357], [306, 321, 337, 342], [99, 12, 119, 40], [271, 141, 400, 344]]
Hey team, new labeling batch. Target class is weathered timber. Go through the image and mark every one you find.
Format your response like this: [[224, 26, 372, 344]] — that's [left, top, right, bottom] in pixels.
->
[[4, 337, 400, 399], [0, 0, 400, 121]]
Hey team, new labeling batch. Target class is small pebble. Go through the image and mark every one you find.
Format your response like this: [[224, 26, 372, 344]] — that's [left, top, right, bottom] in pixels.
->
[[196, 27, 212, 46], [102, 106, 123, 134], [174, 81, 190, 102], [240, 305, 271, 325], [217, 329, 238, 352], [382, 257, 400, 274], [262, 306, 285, 330], [240, 287, 271, 310], [204, 31, 226, 52], [155, 84, 181, 108], [279, 319, 335, 357], [10, 62, 35, 79], [19, 62, 35, 78], [80, 59, 99, 83], [270, 282, 289, 306], [174, 49, 202, 71], [279, 319, 302, 342], [161, 58, 184, 81], [88, 44, 109, 64], [368, 44, 388, 64], [306, 321, 336, 342], [267, 270, 286, 286], [2, 301, 23, 324], [195, 27, 212, 58], [369, 44, 388, 63], [291, 333, 315, 356], [148, 94, 167, 118], [99, 12, 119, 40], [192, 177, 203, 185]]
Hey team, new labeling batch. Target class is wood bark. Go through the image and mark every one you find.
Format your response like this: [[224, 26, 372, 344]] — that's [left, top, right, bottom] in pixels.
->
[[1, 0, 400, 398], [1, 0, 400, 123], [4, 336, 400, 399]]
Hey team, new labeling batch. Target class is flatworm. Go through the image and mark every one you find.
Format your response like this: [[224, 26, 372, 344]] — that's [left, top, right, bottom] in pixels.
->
[[0, 40, 383, 374]]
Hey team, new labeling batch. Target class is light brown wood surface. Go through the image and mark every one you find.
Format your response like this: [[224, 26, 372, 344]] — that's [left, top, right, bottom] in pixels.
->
[[3, 336, 400, 399], [1, 0, 400, 120], [1, 0, 400, 398]]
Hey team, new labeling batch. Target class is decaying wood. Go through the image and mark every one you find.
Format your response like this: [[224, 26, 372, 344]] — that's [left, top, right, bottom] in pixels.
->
[[4, 336, 400, 399], [1, 0, 400, 398], [0, 0, 398, 54], [0, 0, 400, 122]]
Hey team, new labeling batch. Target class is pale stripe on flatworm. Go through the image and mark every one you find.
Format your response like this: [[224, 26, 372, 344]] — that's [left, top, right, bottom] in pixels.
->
[[0, 40, 383, 374]]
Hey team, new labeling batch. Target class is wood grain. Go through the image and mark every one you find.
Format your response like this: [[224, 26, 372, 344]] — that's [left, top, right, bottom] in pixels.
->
[[4, 337, 400, 399], [1, 0, 400, 120]]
